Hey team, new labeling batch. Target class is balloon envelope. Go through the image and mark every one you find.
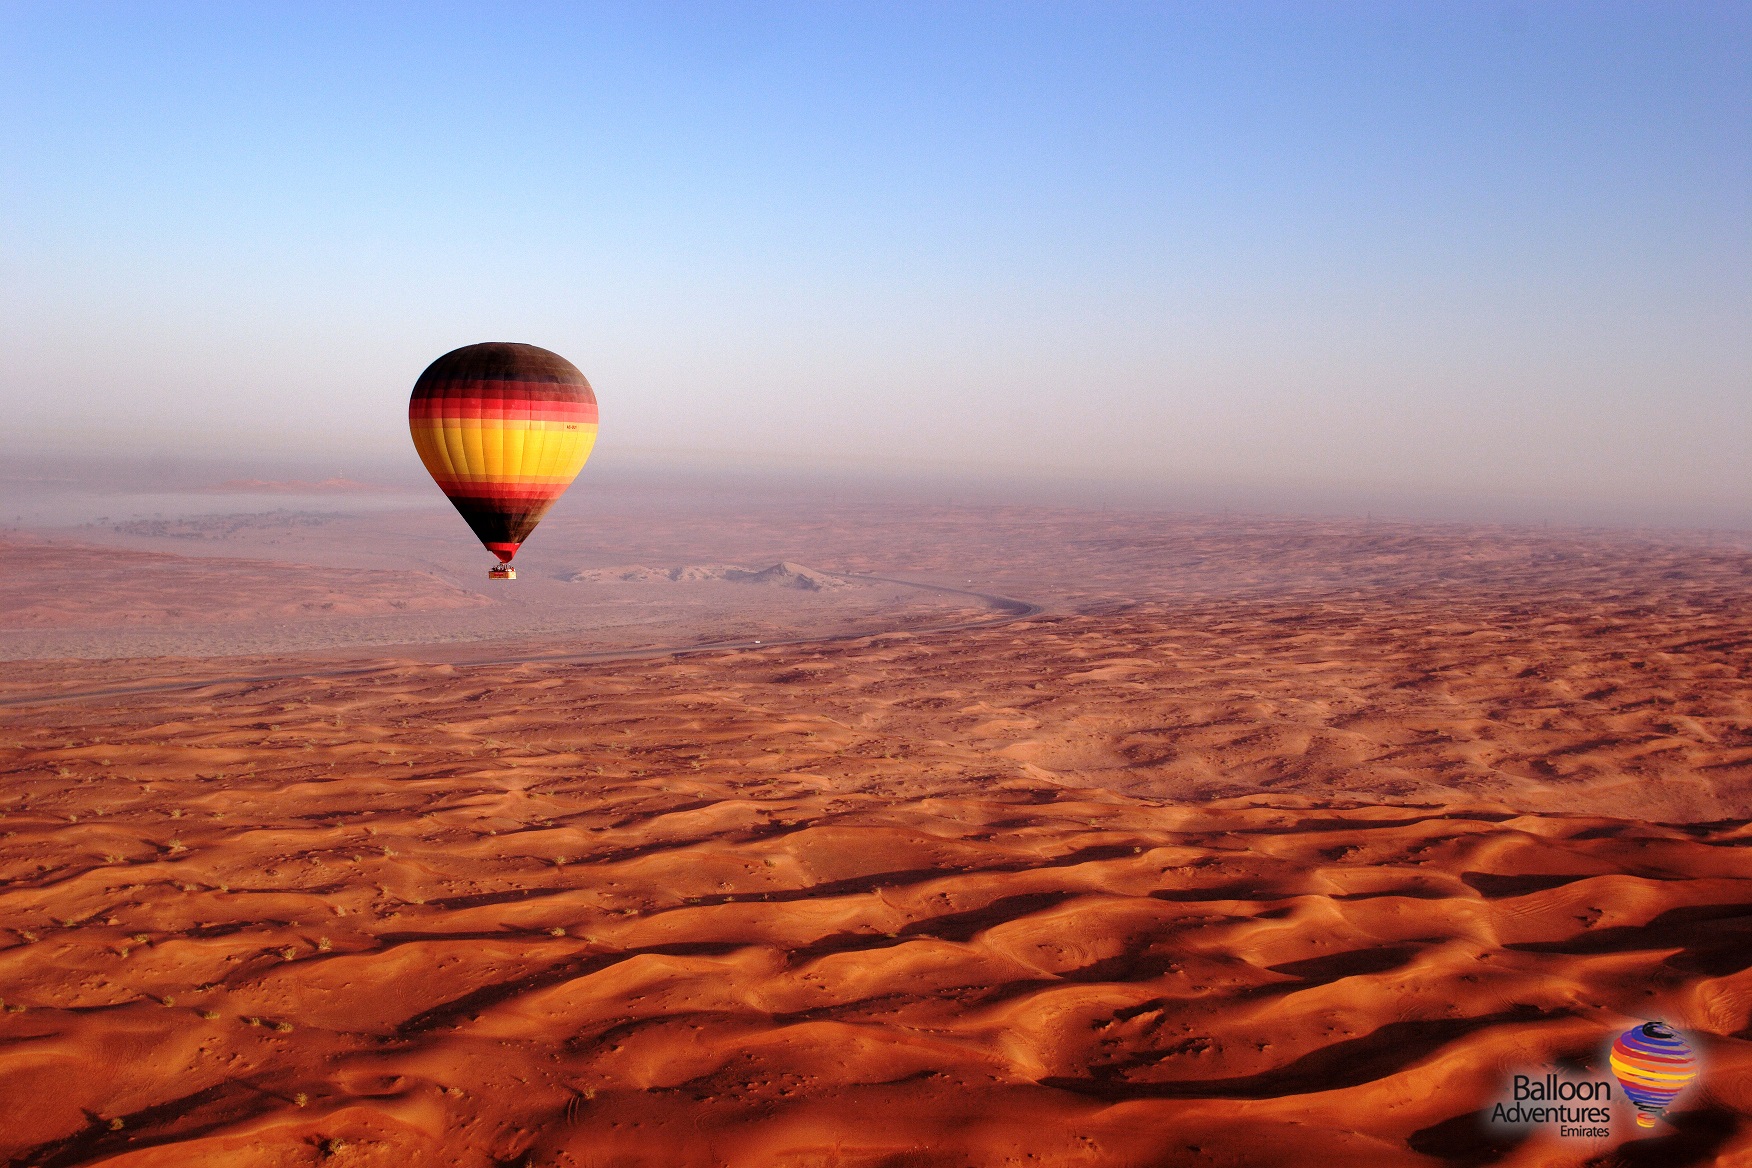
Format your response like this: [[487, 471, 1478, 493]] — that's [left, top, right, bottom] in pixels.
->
[[408, 342, 598, 563]]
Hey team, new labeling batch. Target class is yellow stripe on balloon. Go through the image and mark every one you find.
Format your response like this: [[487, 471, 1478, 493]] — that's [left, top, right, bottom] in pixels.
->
[[411, 434, 594, 480], [410, 421, 595, 483]]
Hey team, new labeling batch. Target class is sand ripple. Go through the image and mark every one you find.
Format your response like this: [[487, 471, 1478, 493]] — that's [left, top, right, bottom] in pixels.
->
[[2, 631, 1749, 1165]]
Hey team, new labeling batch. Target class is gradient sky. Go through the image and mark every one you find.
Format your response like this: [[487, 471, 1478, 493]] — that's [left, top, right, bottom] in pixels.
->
[[2, 2, 1748, 518]]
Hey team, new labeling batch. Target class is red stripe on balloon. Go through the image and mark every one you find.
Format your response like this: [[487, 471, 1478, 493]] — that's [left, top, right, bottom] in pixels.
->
[[410, 379, 595, 403], [408, 401, 597, 423]]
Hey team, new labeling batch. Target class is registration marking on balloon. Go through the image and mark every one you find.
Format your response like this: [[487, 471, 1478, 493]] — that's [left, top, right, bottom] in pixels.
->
[[409, 342, 598, 575]]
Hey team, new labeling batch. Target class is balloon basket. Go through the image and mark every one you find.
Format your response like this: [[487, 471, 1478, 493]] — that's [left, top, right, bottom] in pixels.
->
[[488, 565, 516, 581]]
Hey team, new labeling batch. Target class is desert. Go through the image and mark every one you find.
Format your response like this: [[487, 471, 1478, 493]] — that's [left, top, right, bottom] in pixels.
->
[[9, 5, 1747, 1164], [1, 486, 1749, 1166]]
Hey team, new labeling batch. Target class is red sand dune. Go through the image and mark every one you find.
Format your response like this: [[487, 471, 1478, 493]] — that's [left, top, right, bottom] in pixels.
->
[[1, 511, 1750, 1165]]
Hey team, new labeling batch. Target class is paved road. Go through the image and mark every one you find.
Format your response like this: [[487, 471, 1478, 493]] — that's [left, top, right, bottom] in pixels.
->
[[0, 573, 1044, 710]]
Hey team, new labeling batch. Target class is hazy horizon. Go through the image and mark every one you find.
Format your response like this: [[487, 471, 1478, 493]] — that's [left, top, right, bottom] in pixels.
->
[[9, 446, 1752, 536], [3, 3, 1748, 526]]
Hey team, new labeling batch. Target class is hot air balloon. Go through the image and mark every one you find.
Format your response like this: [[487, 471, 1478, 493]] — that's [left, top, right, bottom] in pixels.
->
[[1609, 1021, 1698, 1128], [408, 342, 598, 579]]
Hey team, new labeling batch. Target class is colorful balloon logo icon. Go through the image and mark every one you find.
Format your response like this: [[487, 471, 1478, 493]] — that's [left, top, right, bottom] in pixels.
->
[[1609, 1022, 1698, 1128]]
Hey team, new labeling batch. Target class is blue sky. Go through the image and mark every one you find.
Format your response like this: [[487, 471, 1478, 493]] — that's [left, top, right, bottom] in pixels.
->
[[2, 2, 1747, 518]]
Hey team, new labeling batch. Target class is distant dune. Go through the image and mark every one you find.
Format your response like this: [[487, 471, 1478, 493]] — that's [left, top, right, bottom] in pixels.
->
[[0, 537, 489, 629], [200, 476, 400, 493], [0, 535, 966, 661], [568, 561, 852, 590]]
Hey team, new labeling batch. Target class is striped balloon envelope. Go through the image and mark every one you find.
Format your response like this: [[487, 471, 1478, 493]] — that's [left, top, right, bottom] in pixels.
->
[[1609, 1022, 1698, 1127], [408, 342, 598, 575]]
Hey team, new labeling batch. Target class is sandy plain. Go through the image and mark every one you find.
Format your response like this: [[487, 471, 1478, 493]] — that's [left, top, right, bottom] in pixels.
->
[[1, 483, 1750, 1167]]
